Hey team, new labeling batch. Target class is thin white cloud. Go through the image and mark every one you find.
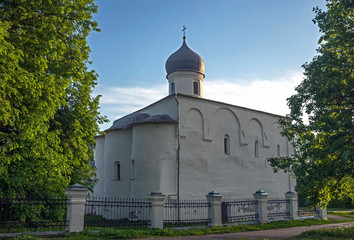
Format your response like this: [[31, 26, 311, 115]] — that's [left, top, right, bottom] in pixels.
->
[[94, 84, 167, 130], [99, 85, 167, 105], [94, 72, 304, 131], [204, 71, 303, 116]]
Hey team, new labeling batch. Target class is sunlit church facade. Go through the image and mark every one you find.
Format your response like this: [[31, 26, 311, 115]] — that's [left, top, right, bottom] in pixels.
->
[[93, 36, 295, 199]]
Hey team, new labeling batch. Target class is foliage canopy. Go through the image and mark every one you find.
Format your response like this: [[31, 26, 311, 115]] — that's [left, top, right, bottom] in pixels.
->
[[0, 0, 107, 198], [268, 0, 353, 207]]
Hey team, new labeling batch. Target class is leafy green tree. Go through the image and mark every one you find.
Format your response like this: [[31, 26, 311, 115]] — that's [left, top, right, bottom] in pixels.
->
[[0, 0, 106, 199], [268, 0, 353, 207]]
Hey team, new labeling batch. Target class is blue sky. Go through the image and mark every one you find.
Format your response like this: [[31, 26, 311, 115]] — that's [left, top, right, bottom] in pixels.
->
[[88, 0, 327, 131]]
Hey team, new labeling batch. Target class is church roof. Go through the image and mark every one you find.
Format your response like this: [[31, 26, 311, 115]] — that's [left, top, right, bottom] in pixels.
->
[[108, 113, 176, 131], [165, 37, 205, 77], [135, 93, 288, 120]]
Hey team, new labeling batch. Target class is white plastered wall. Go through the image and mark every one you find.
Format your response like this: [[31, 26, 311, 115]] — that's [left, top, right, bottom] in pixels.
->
[[93, 135, 105, 197], [130, 123, 177, 198], [95, 94, 295, 199], [103, 129, 132, 198], [177, 95, 295, 198]]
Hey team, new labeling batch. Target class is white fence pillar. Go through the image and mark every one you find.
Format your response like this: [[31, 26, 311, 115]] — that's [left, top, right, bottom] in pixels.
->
[[206, 191, 222, 226], [285, 191, 298, 220], [65, 184, 88, 233], [253, 189, 268, 223], [316, 206, 327, 219], [148, 192, 165, 229]]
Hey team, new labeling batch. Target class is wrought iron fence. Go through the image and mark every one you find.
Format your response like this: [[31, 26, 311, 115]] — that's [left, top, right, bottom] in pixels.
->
[[221, 198, 258, 223], [267, 198, 290, 219], [164, 199, 210, 228], [0, 198, 68, 233], [84, 197, 151, 229]]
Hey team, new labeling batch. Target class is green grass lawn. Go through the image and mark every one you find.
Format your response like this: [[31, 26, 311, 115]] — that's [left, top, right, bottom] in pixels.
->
[[328, 209, 354, 219], [292, 226, 354, 239], [4, 210, 353, 240], [327, 208, 353, 212]]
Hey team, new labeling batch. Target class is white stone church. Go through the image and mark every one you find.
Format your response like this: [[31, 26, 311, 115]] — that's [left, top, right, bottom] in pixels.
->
[[93, 36, 295, 199]]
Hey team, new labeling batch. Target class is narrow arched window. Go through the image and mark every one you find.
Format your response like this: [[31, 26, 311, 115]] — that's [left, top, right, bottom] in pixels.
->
[[255, 141, 259, 158], [224, 135, 230, 155], [171, 82, 175, 94], [114, 161, 121, 180], [277, 144, 280, 157], [131, 159, 135, 180], [193, 81, 199, 95]]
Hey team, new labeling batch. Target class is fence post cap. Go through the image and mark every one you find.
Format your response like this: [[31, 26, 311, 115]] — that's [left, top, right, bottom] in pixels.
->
[[286, 191, 297, 194], [148, 192, 165, 200], [254, 189, 268, 195], [207, 191, 221, 196], [66, 184, 87, 191], [150, 192, 163, 195]]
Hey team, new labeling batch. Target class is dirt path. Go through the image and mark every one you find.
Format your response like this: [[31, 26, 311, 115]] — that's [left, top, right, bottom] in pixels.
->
[[134, 221, 354, 240]]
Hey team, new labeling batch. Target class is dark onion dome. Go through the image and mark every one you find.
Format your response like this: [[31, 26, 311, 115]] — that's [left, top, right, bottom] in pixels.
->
[[165, 37, 205, 78]]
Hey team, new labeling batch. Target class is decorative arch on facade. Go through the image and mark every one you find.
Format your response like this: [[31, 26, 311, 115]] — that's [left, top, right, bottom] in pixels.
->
[[248, 118, 265, 146], [271, 121, 288, 157], [270, 122, 282, 138], [213, 107, 241, 127], [186, 108, 204, 139], [212, 107, 242, 146]]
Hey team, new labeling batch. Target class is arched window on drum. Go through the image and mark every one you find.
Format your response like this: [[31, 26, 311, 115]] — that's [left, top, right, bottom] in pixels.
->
[[193, 81, 199, 95], [171, 82, 175, 94]]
